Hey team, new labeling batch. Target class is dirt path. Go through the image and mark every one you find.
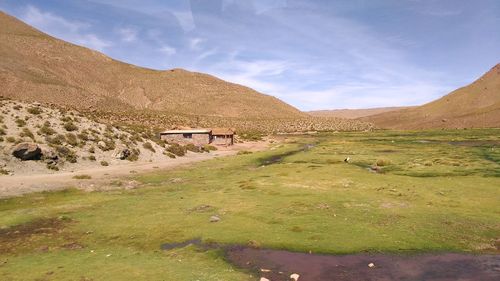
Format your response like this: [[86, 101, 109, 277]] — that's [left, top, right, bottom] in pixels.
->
[[0, 141, 268, 198]]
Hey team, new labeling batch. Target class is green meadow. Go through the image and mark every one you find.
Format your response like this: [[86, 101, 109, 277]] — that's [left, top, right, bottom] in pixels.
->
[[1, 129, 499, 280]]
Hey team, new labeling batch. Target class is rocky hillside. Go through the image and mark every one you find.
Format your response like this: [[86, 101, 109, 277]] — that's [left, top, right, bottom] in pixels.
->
[[363, 64, 500, 129], [0, 99, 213, 176], [309, 107, 410, 119], [0, 11, 305, 119]]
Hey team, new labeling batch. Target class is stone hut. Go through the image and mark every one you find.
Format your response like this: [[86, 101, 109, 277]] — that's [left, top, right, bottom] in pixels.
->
[[211, 128, 235, 146], [160, 128, 212, 145], [159, 127, 235, 146]]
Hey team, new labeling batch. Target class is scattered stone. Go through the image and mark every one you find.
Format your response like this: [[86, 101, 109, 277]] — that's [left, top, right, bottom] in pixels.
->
[[368, 262, 375, 268], [260, 278, 270, 281], [11, 142, 42, 160], [260, 268, 271, 272], [290, 273, 300, 281], [344, 157, 350, 163], [209, 215, 221, 223]]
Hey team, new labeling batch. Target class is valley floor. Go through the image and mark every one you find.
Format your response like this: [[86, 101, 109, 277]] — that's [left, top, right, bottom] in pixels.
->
[[0, 129, 499, 280]]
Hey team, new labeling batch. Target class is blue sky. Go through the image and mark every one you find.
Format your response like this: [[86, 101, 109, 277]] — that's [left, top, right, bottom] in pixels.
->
[[1, 0, 499, 110]]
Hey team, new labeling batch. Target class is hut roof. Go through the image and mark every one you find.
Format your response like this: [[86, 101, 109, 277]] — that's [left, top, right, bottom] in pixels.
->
[[161, 129, 211, 134], [212, 128, 235, 135]]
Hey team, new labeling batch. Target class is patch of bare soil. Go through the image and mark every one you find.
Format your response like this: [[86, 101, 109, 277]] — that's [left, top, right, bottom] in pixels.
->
[[226, 247, 500, 281], [0, 218, 70, 254]]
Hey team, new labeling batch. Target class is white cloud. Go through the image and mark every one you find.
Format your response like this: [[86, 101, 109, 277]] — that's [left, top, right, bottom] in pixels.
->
[[159, 45, 176, 56], [118, 27, 138, 42], [21, 5, 111, 51]]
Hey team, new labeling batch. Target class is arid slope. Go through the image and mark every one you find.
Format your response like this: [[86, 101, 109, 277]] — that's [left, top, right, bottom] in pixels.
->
[[0, 11, 305, 119], [309, 107, 410, 119], [363, 64, 500, 129]]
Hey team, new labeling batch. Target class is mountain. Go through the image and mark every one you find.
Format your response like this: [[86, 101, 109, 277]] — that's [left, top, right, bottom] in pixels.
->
[[0, 11, 305, 119], [308, 107, 411, 119], [362, 64, 500, 129]]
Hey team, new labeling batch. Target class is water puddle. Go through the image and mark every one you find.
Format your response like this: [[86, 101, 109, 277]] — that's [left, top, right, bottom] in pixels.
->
[[160, 240, 500, 281]]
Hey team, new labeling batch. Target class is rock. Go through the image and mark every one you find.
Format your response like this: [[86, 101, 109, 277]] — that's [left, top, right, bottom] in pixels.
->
[[11, 142, 42, 160], [368, 262, 375, 268], [290, 273, 300, 281], [40, 145, 58, 161], [114, 148, 130, 160], [260, 278, 270, 281], [209, 215, 221, 223], [344, 157, 350, 163], [97, 141, 106, 148]]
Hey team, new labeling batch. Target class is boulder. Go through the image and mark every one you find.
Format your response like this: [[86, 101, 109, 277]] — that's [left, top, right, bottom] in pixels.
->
[[114, 148, 131, 160], [40, 145, 58, 161], [209, 215, 221, 223], [12, 142, 42, 160]]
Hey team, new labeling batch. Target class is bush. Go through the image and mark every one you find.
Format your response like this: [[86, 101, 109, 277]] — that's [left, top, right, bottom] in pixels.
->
[[15, 119, 26, 127], [99, 139, 115, 151], [185, 143, 201, 153], [202, 144, 218, 152], [46, 163, 59, 171], [100, 160, 109, 166], [88, 155, 96, 161], [375, 159, 392, 167], [237, 150, 252, 155], [63, 122, 78, 131], [240, 131, 262, 141], [142, 142, 156, 153], [46, 134, 66, 145], [6, 136, 16, 143], [77, 132, 89, 141], [20, 128, 35, 140], [166, 143, 186, 157], [65, 133, 78, 146], [27, 107, 43, 115], [38, 122, 56, 136], [0, 128, 5, 135], [55, 146, 77, 163], [13, 105, 22, 110], [126, 148, 141, 161]]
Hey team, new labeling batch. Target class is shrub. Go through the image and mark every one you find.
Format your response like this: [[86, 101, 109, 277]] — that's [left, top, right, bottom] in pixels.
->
[[46, 134, 66, 145], [6, 136, 16, 143], [65, 133, 78, 146], [77, 132, 89, 141], [60, 116, 72, 122], [88, 155, 96, 161], [27, 107, 43, 115], [237, 150, 252, 155], [0, 128, 5, 135], [166, 143, 186, 157], [55, 146, 77, 163], [0, 136, 3, 142], [13, 105, 22, 110], [38, 122, 56, 136], [99, 139, 115, 151], [166, 152, 176, 158], [185, 143, 201, 153], [46, 163, 59, 171], [88, 146, 95, 154], [126, 148, 140, 161], [240, 131, 262, 141], [20, 128, 35, 140], [15, 119, 26, 127], [100, 160, 109, 166], [142, 142, 156, 153], [202, 144, 217, 152], [63, 122, 78, 132], [375, 159, 392, 167]]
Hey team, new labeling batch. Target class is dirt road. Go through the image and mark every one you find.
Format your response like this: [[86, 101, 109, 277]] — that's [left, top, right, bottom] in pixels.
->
[[0, 141, 268, 198]]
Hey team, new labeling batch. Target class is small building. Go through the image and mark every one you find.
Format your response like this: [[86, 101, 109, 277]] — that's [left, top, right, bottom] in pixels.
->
[[159, 127, 235, 146], [160, 129, 212, 146], [211, 128, 235, 146]]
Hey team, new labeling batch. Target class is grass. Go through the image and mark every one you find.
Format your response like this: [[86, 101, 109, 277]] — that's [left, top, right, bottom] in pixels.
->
[[0, 129, 498, 280]]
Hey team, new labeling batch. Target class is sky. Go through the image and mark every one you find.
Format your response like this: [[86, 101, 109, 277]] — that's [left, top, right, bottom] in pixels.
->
[[1, 0, 499, 110]]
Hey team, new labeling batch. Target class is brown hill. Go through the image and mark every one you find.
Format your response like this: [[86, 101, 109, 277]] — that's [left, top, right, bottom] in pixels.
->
[[308, 107, 411, 119], [363, 64, 500, 129], [0, 11, 305, 119]]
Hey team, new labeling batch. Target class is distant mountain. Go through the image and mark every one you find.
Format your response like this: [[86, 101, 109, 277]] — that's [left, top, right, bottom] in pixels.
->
[[362, 64, 500, 129], [308, 107, 411, 119], [0, 11, 305, 119]]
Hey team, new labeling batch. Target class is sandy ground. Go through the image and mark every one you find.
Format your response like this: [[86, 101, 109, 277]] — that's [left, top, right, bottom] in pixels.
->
[[0, 141, 269, 198]]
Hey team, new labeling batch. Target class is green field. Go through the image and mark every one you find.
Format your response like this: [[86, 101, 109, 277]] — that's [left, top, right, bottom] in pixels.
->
[[1, 129, 499, 280]]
